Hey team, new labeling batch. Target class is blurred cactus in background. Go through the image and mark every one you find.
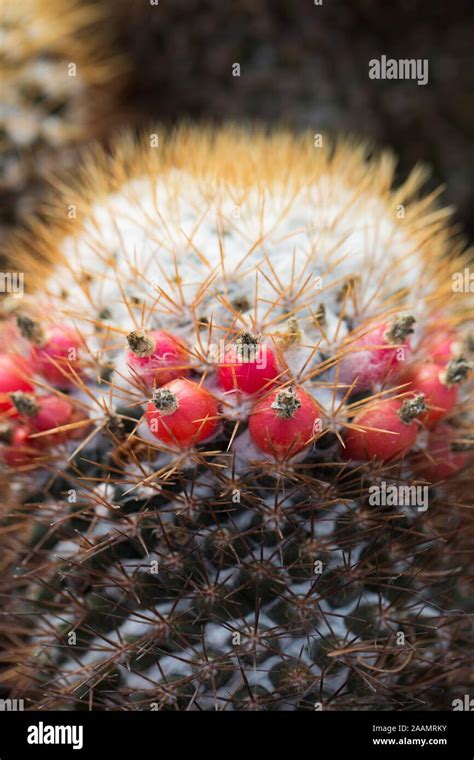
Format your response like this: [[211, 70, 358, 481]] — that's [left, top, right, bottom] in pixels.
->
[[0, 0, 126, 239]]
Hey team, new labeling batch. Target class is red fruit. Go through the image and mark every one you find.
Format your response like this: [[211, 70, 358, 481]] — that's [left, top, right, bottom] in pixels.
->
[[9, 391, 82, 442], [146, 378, 219, 447], [0, 354, 34, 413], [126, 329, 189, 387], [248, 386, 322, 459], [218, 331, 280, 395], [0, 424, 39, 467], [423, 330, 472, 365], [17, 315, 83, 387], [424, 334, 459, 365], [429, 338, 458, 365], [403, 357, 471, 428], [343, 394, 426, 462], [416, 424, 471, 481], [339, 315, 415, 391]]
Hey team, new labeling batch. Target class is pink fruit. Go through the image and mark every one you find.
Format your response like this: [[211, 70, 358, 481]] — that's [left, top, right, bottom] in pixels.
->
[[17, 315, 83, 387], [343, 394, 426, 462], [126, 329, 190, 387], [248, 386, 322, 459], [424, 334, 459, 365], [146, 378, 219, 447], [423, 329, 472, 365], [416, 423, 470, 481], [403, 357, 471, 428], [0, 354, 34, 413], [0, 424, 39, 467], [9, 391, 83, 442], [218, 331, 280, 395], [339, 314, 415, 391]]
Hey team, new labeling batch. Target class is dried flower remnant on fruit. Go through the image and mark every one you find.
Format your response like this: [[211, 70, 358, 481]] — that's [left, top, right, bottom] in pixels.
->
[[16, 314, 45, 346], [9, 391, 39, 417], [126, 329, 155, 357], [441, 356, 471, 386], [151, 388, 179, 415], [385, 315, 416, 344], [398, 394, 427, 424], [271, 387, 302, 419]]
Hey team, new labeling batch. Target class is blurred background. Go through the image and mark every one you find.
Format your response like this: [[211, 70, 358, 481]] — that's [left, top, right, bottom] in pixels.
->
[[117, 0, 474, 239], [2, 0, 473, 244]]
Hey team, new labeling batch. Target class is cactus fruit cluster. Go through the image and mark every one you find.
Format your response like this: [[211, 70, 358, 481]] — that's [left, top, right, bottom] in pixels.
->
[[1, 127, 473, 710]]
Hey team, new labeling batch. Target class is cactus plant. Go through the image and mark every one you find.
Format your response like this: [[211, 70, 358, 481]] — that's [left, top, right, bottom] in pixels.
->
[[0, 0, 124, 228], [1, 127, 473, 710]]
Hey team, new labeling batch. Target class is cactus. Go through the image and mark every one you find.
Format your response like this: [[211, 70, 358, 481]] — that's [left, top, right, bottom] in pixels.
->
[[1, 127, 473, 710], [0, 0, 124, 226]]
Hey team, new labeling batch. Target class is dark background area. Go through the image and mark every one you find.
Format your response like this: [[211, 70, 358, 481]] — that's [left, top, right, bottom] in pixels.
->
[[115, 0, 474, 242]]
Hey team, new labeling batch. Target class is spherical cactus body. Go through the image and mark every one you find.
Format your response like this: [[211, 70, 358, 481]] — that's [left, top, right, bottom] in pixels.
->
[[2, 127, 473, 711]]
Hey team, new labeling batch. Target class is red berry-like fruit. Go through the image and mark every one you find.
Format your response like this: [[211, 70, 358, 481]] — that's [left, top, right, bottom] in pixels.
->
[[126, 329, 190, 387], [146, 378, 219, 447], [0, 354, 34, 413], [339, 314, 415, 391], [415, 423, 471, 481], [0, 423, 39, 467], [9, 391, 82, 443], [343, 394, 426, 462], [248, 385, 322, 459], [423, 329, 472, 366], [403, 357, 471, 428], [17, 314, 83, 387], [218, 331, 280, 395]]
